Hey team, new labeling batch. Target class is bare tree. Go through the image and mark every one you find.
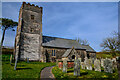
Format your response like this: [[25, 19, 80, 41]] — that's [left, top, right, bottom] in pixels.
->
[[75, 38, 89, 45], [100, 31, 120, 56], [100, 37, 118, 51]]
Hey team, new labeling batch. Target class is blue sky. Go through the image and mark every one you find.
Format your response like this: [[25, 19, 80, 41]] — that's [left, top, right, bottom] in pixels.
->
[[1, 2, 118, 52]]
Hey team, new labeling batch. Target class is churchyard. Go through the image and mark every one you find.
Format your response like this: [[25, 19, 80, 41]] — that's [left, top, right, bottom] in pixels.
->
[[2, 50, 120, 79], [53, 57, 119, 79]]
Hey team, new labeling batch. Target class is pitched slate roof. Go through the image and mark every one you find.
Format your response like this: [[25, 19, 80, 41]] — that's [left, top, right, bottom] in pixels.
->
[[62, 49, 72, 58], [81, 45, 96, 52], [42, 35, 96, 52]]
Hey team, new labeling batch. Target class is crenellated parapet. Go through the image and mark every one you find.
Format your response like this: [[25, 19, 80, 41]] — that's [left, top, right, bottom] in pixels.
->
[[21, 2, 43, 13]]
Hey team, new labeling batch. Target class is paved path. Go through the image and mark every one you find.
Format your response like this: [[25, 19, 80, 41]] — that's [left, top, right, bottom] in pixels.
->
[[40, 66, 55, 80]]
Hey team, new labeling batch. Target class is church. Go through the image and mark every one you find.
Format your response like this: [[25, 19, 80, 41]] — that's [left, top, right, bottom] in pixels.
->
[[14, 2, 96, 62]]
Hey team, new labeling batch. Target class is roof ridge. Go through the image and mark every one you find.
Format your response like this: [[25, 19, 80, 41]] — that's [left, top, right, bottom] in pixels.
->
[[43, 35, 76, 41]]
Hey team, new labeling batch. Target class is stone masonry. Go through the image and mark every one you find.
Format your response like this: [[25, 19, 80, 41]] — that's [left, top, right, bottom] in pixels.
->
[[14, 2, 43, 61]]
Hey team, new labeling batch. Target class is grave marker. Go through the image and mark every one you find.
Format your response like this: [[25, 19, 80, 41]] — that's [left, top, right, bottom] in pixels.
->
[[112, 58, 117, 70], [81, 62, 86, 69], [85, 59, 92, 70], [74, 59, 80, 76], [101, 58, 105, 68], [27, 57, 29, 63], [104, 59, 113, 73], [94, 59, 101, 72], [63, 58, 67, 73], [10, 54, 12, 65]]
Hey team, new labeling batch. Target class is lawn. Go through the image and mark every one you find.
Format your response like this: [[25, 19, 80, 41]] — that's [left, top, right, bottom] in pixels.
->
[[96, 51, 120, 59], [52, 66, 119, 80], [2, 54, 56, 79]]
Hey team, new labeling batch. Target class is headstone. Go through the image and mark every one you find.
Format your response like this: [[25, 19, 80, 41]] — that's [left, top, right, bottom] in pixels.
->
[[10, 54, 12, 65], [27, 57, 29, 63], [85, 59, 92, 70], [92, 58, 94, 64], [81, 62, 86, 69], [63, 58, 67, 73], [84, 57, 88, 64], [94, 59, 101, 72], [74, 59, 80, 76], [78, 58, 81, 63], [116, 56, 119, 61], [104, 59, 113, 73], [56, 59, 58, 67], [112, 58, 116, 62], [112, 58, 117, 70], [101, 58, 105, 68]]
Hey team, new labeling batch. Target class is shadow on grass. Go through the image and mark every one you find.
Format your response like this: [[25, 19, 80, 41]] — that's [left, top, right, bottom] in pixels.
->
[[67, 70, 88, 76], [16, 67, 32, 70], [101, 69, 104, 72], [17, 65, 26, 67], [80, 72, 88, 76], [10, 64, 14, 66], [67, 70, 73, 73]]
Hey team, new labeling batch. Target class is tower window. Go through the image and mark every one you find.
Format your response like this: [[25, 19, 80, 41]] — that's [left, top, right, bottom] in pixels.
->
[[31, 15, 34, 20]]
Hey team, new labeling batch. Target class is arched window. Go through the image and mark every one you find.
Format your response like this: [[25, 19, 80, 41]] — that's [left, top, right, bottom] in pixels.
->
[[54, 50, 55, 56], [72, 55, 75, 59], [52, 50, 53, 56], [52, 50, 56, 56]]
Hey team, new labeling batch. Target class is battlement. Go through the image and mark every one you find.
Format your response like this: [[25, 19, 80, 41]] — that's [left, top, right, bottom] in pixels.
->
[[21, 2, 43, 13]]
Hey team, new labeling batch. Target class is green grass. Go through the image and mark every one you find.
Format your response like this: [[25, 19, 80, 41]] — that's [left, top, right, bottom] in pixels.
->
[[96, 53, 113, 58], [52, 66, 119, 80], [2, 54, 56, 79], [96, 51, 120, 59]]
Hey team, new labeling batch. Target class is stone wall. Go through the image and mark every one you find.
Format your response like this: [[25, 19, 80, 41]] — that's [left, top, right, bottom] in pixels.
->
[[42, 47, 88, 62], [20, 33, 40, 60], [42, 47, 67, 62]]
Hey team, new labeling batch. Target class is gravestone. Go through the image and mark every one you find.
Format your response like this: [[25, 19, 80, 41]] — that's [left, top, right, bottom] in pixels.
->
[[112, 58, 116, 62], [81, 62, 86, 69], [56, 59, 58, 67], [78, 58, 81, 63], [104, 59, 113, 73], [74, 59, 80, 76], [63, 58, 67, 73], [91, 58, 94, 64], [84, 57, 88, 64], [27, 57, 29, 63], [10, 54, 12, 65], [85, 59, 92, 70], [101, 59, 105, 68], [112, 58, 117, 70], [94, 59, 101, 72]]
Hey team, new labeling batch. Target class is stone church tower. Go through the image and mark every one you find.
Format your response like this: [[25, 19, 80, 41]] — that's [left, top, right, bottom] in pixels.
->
[[14, 2, 43, 61]]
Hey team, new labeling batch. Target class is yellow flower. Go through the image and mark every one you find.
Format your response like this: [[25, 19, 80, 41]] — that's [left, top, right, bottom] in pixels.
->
[[102, 75, 108, 78]]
